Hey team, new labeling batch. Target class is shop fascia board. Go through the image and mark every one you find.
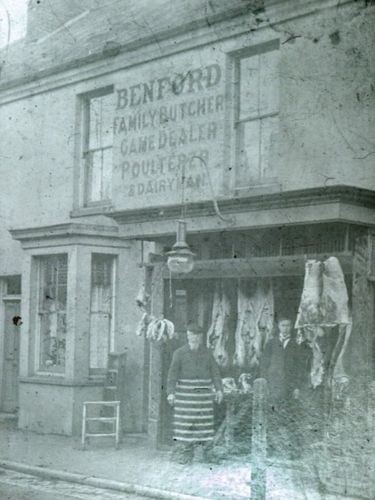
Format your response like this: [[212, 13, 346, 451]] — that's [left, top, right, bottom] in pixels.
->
[[9, 222, 129, 250], [114, 200, 375, 241], [0, 0, 355, 106], [159, 253, 354, 279], [117, 203, 341, 239]]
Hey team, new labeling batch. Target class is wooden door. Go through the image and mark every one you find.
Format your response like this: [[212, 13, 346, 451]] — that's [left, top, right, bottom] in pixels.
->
[[2, 300, 21, 412]]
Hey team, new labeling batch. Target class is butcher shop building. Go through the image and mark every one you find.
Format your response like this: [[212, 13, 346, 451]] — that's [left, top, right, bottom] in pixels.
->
[[0, 0, 375, 495]]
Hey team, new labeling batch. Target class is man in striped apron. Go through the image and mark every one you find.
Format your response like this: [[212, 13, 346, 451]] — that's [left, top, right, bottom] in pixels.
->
[[167, 324, 223, 464]]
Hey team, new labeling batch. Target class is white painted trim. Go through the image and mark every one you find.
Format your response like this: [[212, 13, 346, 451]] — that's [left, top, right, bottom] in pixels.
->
[[35, 371, 65, 378], [0, 280, 6, 408], [2, 296, 21, 302], [110, 257, 117, 353], [88, 252, 118, 370], [33, 261, 42, 376]]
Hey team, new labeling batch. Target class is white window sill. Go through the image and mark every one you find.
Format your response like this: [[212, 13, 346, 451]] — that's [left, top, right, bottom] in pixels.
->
[[70, 204, 114, 218], [19, 376, 106, 386], [234, 179, 281, 197]]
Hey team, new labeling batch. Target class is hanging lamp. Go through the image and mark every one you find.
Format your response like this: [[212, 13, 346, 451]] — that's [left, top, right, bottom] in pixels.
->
[[166, 220, 195, 274], [167, 162, 195, 274], [166, 155, 233, 274]]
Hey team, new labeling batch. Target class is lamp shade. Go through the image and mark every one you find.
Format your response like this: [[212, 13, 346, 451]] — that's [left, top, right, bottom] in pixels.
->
[[167, 221, 195, 274]]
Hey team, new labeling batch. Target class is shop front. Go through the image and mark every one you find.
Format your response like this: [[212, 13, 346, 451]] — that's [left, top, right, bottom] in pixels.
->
[[123, 213, 370, 447], [117, 196, 374, 496]]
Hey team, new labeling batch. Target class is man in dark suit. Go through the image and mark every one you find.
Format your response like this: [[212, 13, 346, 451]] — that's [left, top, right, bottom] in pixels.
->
[[260, 317, 311, 459]]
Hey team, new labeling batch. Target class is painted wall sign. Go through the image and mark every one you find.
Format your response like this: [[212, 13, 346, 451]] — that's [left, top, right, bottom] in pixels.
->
[[112, 50, 226, 210]]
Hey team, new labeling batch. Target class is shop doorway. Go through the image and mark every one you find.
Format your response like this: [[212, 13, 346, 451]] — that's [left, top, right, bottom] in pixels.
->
[[1, 300, 21, 413], [160, 279, 220, 445]]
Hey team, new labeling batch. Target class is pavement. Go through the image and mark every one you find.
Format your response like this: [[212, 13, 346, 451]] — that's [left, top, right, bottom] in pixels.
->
[[0, 421, 360, 500], [0, 467, 147, 500]]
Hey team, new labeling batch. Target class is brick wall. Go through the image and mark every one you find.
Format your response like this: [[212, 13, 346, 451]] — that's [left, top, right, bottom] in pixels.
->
[[26, 0, 88, 41]]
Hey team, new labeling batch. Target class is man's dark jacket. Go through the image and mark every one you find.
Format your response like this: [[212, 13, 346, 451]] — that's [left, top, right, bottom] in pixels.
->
[[167, 344, 223, 395], [259, 336, 311, 403]]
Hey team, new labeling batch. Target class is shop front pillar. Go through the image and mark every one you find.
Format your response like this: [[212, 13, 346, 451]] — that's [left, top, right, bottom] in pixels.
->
[[147, 262, 164, 446], [19, 254, 32, 378], [115, 241, 148, 433], [70, 245, 91, 381]]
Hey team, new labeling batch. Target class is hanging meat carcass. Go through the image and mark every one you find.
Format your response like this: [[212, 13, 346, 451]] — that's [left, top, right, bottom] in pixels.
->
[[233, 282, 248, 367], [321, 256, 350, 326], [298, 325, 325, 388], [295, 260, 322, 329], [135, 282, 149, 310], [207, 280, 231, 367], [233, 280, 274, 368], [295, 257, 351, 388], [256, 280, 274, 351]]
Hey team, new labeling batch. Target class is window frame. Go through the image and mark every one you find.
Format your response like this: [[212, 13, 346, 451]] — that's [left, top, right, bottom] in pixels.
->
[[34, 254, 68, 376], [81, 86, 114, 208], [88, 253, 117, 375], [230, 41, 280, 190]]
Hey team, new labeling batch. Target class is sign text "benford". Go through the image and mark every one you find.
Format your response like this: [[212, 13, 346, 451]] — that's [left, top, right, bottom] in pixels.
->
[[116, 64, 221, 109]]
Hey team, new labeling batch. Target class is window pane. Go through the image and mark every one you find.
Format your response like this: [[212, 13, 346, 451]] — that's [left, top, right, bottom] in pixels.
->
[[86, 148, 112, 203], [89, 313, 111, 370], [89, 255, 114, 371], [6, 275, 21, 294], [239, 49, 279, 120], [236, 120, 260, 187], [239, 54, 260, 120], [260, 116, 278, 179], [87, 150, 103, 202], [38, 255, 67, 372], [89, 93, 113, 150], [259, 50, 279, 115], [102, 147, 113, 201], [39, 255, 67, 310]]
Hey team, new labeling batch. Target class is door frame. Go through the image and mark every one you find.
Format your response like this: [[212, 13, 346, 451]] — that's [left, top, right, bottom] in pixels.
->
[[0, 281, 21, 413]]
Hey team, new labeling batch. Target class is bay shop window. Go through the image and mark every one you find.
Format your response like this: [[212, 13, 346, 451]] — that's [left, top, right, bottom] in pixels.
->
[[82, 88, 114, 205], [35, 253, 116, 375], [89, 254, 116, 373], [36, 254, 67, 373], [233, 44, 279, 188]]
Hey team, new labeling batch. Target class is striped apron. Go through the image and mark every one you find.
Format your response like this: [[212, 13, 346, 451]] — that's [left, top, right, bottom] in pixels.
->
[[174, 378, 215, 443]]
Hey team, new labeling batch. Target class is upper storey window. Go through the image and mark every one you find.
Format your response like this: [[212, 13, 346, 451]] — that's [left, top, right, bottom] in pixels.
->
[[83, 88, 114, 205], [234, 44, 279, 188]]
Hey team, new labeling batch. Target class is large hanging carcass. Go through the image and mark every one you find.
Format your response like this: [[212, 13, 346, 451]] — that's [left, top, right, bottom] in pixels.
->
[[233, 279, 274, 368]]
